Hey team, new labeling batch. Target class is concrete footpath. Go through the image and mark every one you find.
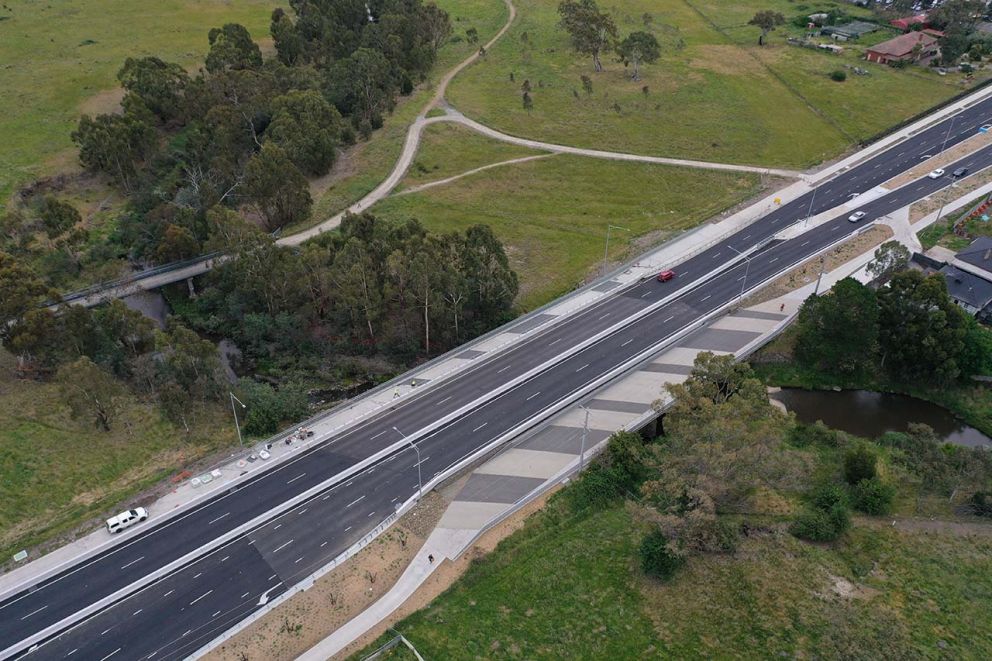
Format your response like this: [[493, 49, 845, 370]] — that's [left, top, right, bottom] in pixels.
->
[[298, 170, 984, 659]]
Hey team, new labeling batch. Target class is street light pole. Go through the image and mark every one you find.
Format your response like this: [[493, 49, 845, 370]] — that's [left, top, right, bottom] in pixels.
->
[[804, 183, 819, 228], [727, 245, 751, 304], [940, 114, 959, 155], [393, 426, 423, 500], [603, 224, 630, 275], [229, 392, 246, 448]]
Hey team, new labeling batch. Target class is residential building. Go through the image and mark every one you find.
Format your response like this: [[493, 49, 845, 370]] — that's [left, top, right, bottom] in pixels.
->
[[865, 31, 940, 65]]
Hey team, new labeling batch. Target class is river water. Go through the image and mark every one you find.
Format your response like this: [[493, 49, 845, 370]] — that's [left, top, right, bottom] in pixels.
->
[[770, 388, 992, 448]]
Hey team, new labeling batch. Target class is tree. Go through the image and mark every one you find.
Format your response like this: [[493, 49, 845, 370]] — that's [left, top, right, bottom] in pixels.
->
[[266, 90, 344, 176], [422, 2, 453, 53], [748, 10, 785, 46], [325, 48, 397, 136], [37, 197, 81, 238], [0, 252, 49, 343], [851, 477, 895, 515], [459, 224, 518, 330], [156, 223, 200, 262], [794, 278, 879, 375], [57, 357, 126, 431], [205, 24, 263, 73], [557, 0, 618, 72], [117, 56, 190, 122], [617, 31, 660, 81], [244, 143, 313, 232], [640, 529, 684, 580], [866, 241, 910, 285], [270, 8, 305, 66], [331, 237, 384, 342], [72, 107, 157, 192], [929, 0, 984, 37], [877, 270, 968, 384], [522, 91, 533, 112]]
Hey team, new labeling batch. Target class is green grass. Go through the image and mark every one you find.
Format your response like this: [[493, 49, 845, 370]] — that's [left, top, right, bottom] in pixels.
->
[[0, 0, 275, 204], [370, 154, 761, 309], [307, 0, 510, 227], [446, 0, 974, 169], [0, 349, 237, 564], [399, 121, 546, 189], [358, 499, 992, 659]]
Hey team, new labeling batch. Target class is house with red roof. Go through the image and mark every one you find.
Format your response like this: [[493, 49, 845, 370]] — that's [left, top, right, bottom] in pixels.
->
[[865, 31, 940, 65]]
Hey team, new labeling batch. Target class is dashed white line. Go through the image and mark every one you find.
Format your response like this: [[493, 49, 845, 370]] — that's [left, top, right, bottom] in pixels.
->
[[741, 234, 751, 240], [496, 364, 512, 373], [321, 541, 329, 548], [347, 495, 365, 508], [268, 574, 278, 581], [526, 391, 541, 401], [294, 557, 304, 564], [437, 395, 452, 405], [98, 649, 121, 661], [713, 252, 721, 258], [800, 241, 810, 247], [241, 592, 250, 599], [371, 431, 386, 440], [473, 422, 488, 432], [120, 556, 144, 570], [299, 508, 308, 515], [273, 524, 282, 530], [769, 257, 779, 263], [207, 512, 229, 525], [101, 628, 112, 636], [193, 573, 202, 579], [737, 276, 746, 281], [323, 495, 330, 501], [415, 456, 430, 466], [220, 555, 229, 562], [368, 511, 376, 517], [272, 540, 294, 554], [133, 609, 142, 616], [701, 294, 711, 302], [66, 649, 77, 657], [640, 291, 651, 298], [182, 630, 191, 638], [163, 590, 174, 598], [621, 339, 633, 347], [190, 590, 213, 605], [20, 605, 48, 621], [664, 315, 675, 323], [345, 526, 353, 532], [286, 472, 306, 484], [549, 338, 562, 345], [598, 313, 609, 320]]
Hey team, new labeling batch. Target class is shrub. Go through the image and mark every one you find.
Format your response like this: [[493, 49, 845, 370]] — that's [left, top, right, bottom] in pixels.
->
[[970, 491, 992, 517], [810, 482, 847, 511], [844, 444, 877, 485], [562, 465, 626, 512], [790, 502, 850, 542], [640, 529, 684, 580], [851, 477, 895, 515], [830, 69, 846, 82], [788, 421, 844, 448]]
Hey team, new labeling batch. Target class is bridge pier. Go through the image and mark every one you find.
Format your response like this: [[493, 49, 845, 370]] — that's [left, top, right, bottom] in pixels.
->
[[186, 277, 197, 298]]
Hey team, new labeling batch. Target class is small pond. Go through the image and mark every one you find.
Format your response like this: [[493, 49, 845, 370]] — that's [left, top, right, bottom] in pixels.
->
[[770, 388, 992, 448]]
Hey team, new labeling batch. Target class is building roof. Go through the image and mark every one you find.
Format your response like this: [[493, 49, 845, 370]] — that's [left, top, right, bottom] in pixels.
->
[[941, 265, 992, 310], [890, 14, 928, 30], [822, 21, 879, 38], [956, 236, 992, 276], [867, 31, 939, 58]]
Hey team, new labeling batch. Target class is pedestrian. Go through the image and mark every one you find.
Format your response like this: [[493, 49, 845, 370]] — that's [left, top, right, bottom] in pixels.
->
[[779, 303, 785, 312], [428, 554, 434, 564]]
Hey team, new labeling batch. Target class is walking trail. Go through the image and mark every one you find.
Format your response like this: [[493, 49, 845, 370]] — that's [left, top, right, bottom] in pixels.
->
[[280, 0, 803, 246]]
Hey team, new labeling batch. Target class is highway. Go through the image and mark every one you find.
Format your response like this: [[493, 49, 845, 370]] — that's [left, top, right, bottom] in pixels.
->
[[4, 98, 992, 660]]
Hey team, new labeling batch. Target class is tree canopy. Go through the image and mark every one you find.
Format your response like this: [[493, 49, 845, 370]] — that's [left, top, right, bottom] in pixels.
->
[[557, 0, 618, 72]]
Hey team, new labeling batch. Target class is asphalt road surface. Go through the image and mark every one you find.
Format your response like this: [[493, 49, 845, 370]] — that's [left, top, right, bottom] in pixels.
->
[[5, 101, 992, 660]]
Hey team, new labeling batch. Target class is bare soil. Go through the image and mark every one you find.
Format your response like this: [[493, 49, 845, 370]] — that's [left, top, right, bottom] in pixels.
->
[[743, 224, 893, 305]]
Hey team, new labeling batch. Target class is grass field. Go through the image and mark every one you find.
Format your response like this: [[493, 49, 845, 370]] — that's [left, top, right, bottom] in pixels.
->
[[370, 154, 761, 308], [358, 500, 992, 659], [399, 121, 546, 189], [0, 349, 237, 564], [307, 0, 510, 225], [446, 0, 973, 169], [0, 0, 275, 204]]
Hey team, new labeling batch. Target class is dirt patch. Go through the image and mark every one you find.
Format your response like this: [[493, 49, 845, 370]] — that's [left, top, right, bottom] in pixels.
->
[[743, 224, 893, 305], [859, 515, 992, 537], [910, 166, 992, 223], [884, 131, 992, 190], [823, 573, 879, 601], [78, 88, 125, 117], [690, 44, 757, 77]]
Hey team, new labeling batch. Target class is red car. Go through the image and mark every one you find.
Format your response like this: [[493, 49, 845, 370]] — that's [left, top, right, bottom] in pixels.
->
[[657, 269, 675, 282]]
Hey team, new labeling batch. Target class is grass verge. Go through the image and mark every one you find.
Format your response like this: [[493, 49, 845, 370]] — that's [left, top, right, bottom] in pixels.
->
[[370, 154, 762, 309]]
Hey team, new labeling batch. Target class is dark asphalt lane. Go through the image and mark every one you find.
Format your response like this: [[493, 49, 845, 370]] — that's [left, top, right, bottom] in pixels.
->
[[6, 100, 992, 660]]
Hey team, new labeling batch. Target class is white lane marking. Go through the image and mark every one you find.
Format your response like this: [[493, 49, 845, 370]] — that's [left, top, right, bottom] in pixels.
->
[[20, 605, 48, 621], [473, 422, 488, 432], [664, 315, 675, 323], [742, 234, 751, 240], [392, 496, 399, 503], [213, 610, 221, 617], [268, 574, 278, 581], [273, 524, 282, 530], [163, 590, 174, 598], [120, 556, 144, 570], [323, 495, 330, 501], [101, 627, 112, 635], [189, 590, 213, 606], [496, 364, 512, 373], [182, 630, 191, 637], [321, 541, 328, 547], [737, 276, 746, 281], [437, 395, 453, 405], [576, 363, 589, 372], [769, 257, 779, 263], [621, 339, 633, 347], [371, 431, 386, 440], [347, 495, 365, 508], [241, 592, 250, 599], [526, 391, 541, 401], [193, 573, 202, 579], [831, 225, 841, 231], [701, 294, 711, 302], [713, 252, 721, 258], [286, 472, 306, 484], [299, 508, 308, 515], [800, 241, 810, 247], [66, 649, 78, 657], [98, 649, 121, 661], [295, 557, 304, 564], [346, 481, 353, 487], [207, 512, 230, 525], [549, 338, 562, 345], [368, 511, 376, 517], [598, 313, 609, 320], [220, 556, 229, 562], [415, 456, 430, 466], [133, 609, 142, 616], [272, 540, 294, 554], [640, 291, 651, 298], [345, 526, 352, 532]]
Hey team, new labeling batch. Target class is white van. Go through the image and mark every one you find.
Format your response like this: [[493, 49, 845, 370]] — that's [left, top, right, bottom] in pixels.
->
[[106, 507, 148, 534]]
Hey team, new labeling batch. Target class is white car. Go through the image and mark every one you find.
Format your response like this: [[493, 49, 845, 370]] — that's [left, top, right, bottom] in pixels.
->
[[106, 507, 148, 534], [928, 168, 945, 179], [848, 211, 866, 223]]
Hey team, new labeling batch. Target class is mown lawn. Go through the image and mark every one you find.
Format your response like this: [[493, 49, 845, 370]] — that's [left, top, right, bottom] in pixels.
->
[[357, 499, 992, 659], [0, 0, 274, 203], [446, 0, 973, 169], [0, 349, 237, 565], [399, 121, 546, 190], [370, 154, 761, 309]]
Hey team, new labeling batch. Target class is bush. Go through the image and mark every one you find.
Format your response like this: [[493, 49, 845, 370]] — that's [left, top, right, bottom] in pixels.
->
[[844, 444, 877, 485], [640, 529, 684, 580], [790, 502, 850, 542], [851, 477, 895, 515], [562, 465, 627, 512], [830, 69, 847, 82], [810, 482, 847, 511], [970, 491, 992, 517], [788, 421, 844, 448], [239, 378, 309, 436]]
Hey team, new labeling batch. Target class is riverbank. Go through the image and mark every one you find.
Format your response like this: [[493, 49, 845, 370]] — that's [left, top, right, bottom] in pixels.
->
[[750, 326, 992, 438]]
